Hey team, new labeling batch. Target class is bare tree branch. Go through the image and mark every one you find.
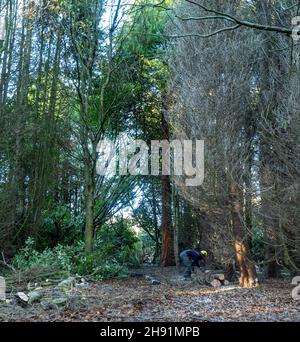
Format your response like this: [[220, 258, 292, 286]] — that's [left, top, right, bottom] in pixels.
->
[[1, 252, 16, 272], [183, 0, 293, 35]]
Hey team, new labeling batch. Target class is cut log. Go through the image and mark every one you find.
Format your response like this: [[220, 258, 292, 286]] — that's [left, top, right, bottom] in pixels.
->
[[15, 292, 29, 304], [210, 279, 222, 288], [193, 270, 207, 284], [193, 270, 228, 287], [213, 273, 225, 282]]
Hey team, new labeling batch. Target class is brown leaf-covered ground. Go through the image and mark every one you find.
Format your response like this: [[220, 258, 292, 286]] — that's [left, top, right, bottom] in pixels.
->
[[1, 266, 300, 322]]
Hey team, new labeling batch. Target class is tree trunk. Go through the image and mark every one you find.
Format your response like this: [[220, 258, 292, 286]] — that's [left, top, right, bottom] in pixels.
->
[[230, 182, 257, 288], [84, 167, 95, 254], [81, 95, 97, 254], [160, 110, 174, 266], [225, 262, 235, 282], [160, 174, 174, 266], [173, 186, 180, 268], [151, 182, 160, 263], [266, 245, 279, 278]]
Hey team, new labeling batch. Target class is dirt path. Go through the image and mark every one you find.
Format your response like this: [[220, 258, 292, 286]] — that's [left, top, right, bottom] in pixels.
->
[[1, 266, 300, 322]]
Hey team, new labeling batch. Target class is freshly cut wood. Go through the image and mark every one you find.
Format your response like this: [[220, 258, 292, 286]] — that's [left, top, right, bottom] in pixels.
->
[[213, 273, 225, 282], [15, 292, 29, 304], [193, 270, 207, 283], [193, 270, 228, 287], [211, 279, 222, 288]]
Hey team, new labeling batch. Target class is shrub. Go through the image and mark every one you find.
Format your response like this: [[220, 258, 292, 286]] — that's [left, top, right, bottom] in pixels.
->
[[39, 204, 83, 249], [12, 219, 141, 281], [94, 219, 142, 267]]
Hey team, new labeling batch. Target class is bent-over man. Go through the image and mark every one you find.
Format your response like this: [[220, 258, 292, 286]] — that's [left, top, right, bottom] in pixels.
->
[[180, 249, 207, 279]]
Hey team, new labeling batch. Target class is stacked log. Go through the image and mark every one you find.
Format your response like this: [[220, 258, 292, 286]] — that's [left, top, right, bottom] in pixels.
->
[[193, 270, 230, 288]]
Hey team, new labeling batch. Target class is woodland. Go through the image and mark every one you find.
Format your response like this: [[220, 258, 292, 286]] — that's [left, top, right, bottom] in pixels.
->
[[0, 0, 300, 322]]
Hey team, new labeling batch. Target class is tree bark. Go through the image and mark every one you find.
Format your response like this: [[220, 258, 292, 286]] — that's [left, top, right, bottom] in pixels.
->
[[230, 182, 257, 288], [173, 186, 180, 268], [84, 154, 96, 254], [160, 174, 174, 266], [160, 112, 174, 266]]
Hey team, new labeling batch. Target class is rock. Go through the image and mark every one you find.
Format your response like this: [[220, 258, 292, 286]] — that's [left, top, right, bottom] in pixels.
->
[[224, 280, 230, 286], [57, 277, 76, 292], [210, 279, 222, 288]]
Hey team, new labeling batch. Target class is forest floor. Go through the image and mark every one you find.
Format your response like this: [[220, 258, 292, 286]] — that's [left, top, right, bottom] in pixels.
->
[[1, 266, 300, 322]]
